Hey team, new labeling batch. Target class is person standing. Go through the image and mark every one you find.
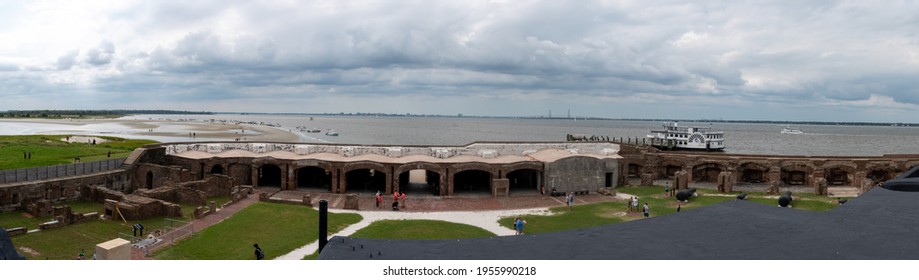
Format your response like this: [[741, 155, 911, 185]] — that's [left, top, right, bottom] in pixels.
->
[[375, 193, 382, 208], [400, 191, 406, 208], [631, 197, 639, 213], [642, 203, 650, 218], [664, 182, 669, 197], [514, 217, 526, 235], [254, 243, 265, 260], [566, 192, 574, 210]]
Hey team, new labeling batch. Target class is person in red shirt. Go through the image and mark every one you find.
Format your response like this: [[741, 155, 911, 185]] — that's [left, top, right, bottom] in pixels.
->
[[400, 191, 406, 208]]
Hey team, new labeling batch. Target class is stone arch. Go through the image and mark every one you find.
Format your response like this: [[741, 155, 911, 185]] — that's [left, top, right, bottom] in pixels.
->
[[394, 162, 446, 196], [257, 164, 283, 187], [780, 162, 814, 186], [865, 164, 902, 182], [452, 169, 493, 195], [692, 162, 724, 183], [295, 166, 333, 191], [450, 162, 500, 178], [209, 164, 224, 175], [657, 160, 685, 179], [627, 163, 642, 178], [341, 162, 390, 194], [394, 162, 446, 176], [824, 164, 857, 186], [737, 162, 769, 183]]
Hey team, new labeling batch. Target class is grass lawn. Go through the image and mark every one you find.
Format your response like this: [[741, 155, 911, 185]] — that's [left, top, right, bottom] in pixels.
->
[[1, 200, 108, 231], [350, 219, 496, 240], [497, 185, 842, 234], [498, 202, 629, 234], [11, 215, 188, 260], [151, 202, 362, 260], [0, 135, 156, 170]]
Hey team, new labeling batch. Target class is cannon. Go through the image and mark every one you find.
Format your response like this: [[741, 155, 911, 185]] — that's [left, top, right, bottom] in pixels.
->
[[675, 188, 696, 202], [778, 191, 793, 207], [736, 192, 747, 200]]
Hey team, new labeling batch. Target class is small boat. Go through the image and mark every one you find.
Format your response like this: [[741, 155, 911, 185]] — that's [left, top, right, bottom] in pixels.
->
[[781, 127, 803, 134], [297, 126, 322, 133], [325, 130, 339, 136]]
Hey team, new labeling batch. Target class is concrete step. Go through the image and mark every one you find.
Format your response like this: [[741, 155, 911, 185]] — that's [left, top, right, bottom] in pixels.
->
[[827, 187, 860, 198]]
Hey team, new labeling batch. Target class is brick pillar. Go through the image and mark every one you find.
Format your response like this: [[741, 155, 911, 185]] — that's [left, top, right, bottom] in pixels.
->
[[330, 169, 339, 193], [338, 169, 346, 193], [251, 165, 259, 188], [386, 171, 393, 194], [446, 169, 454, 196]]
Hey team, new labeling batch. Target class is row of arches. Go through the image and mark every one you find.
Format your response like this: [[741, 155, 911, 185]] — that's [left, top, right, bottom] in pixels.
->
[[214, 163, 544, 196], [627, 162, 908, 187]]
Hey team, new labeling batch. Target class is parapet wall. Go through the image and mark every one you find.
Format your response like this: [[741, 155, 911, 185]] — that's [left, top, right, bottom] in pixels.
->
[[163, 142, 621, 159]]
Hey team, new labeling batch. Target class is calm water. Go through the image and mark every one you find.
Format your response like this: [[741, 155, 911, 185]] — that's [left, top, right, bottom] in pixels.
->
[[5, 114, 919, 156]]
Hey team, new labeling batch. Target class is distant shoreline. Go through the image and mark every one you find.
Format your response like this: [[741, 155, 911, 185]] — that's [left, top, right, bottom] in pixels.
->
[[0, 118, 299, 143], [2, 110, 915, 127]]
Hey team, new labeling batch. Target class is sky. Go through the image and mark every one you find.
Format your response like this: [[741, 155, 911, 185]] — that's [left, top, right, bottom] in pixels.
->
[[1, 0, 918, 122]]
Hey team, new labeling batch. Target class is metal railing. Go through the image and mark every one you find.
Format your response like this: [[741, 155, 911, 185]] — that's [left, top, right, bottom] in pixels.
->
[[0, 158, 126, 185]]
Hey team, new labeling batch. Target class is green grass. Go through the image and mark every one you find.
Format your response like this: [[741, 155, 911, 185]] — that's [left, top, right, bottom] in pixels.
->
[[498, 202, 629, 234], [302, 252, 319, 260], [497, 185, 841, 234], [11, 215, 188, 260], [0, 200, 106, 231], [151, 202, 362, 260], [0, 211, 40, 230], [0, 135, 156, 170], [350, 220, 496, 240]]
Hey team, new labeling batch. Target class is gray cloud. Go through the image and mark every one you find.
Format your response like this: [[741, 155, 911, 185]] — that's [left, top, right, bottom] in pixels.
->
[[85, 40, 116, 66], [2, 1, 919, 122], [56, 50, 79, 70]]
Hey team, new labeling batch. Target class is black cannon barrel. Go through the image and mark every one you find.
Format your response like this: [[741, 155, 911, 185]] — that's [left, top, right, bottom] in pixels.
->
[[736, 193, 747, 200], [778, 191, 793, 207], [676, 188, 696, 201]]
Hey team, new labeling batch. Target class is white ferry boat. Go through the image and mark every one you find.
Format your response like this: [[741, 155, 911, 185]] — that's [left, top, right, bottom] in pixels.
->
[[646, 121, 725, 150], [781, 126, 803, 134]]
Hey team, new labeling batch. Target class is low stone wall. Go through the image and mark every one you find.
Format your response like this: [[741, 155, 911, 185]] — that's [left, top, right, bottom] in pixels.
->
[[179, 175, 236, 197], [0, 170, 130, 211], [134, 187, 207, 206]]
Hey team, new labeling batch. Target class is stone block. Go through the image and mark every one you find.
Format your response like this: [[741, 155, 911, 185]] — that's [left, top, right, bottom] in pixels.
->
[[477, 150, 498, 159], [39, 220, 61, 230], [95, 238, 131, 260], [5, 227, 27, 236], [492, 179, 509, 197], [386, 148, 403, 158], [302, 194, 313, 207]]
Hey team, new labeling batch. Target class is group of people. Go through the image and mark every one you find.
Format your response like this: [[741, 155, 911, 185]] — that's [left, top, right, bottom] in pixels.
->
[[375, 190, 407, 211], [626, 196, 650, 218]]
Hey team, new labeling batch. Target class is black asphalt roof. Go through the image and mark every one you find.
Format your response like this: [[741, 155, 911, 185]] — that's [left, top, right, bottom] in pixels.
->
[[319, 187, 919, 260]]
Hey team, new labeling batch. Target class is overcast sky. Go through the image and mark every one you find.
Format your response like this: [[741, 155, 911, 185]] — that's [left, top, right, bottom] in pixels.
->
[[1, 1, 918, 122]]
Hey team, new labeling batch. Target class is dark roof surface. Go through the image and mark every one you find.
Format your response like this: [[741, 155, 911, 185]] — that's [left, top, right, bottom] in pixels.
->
[[0, 227, 26, 260], [320, 187, 919, 260]]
